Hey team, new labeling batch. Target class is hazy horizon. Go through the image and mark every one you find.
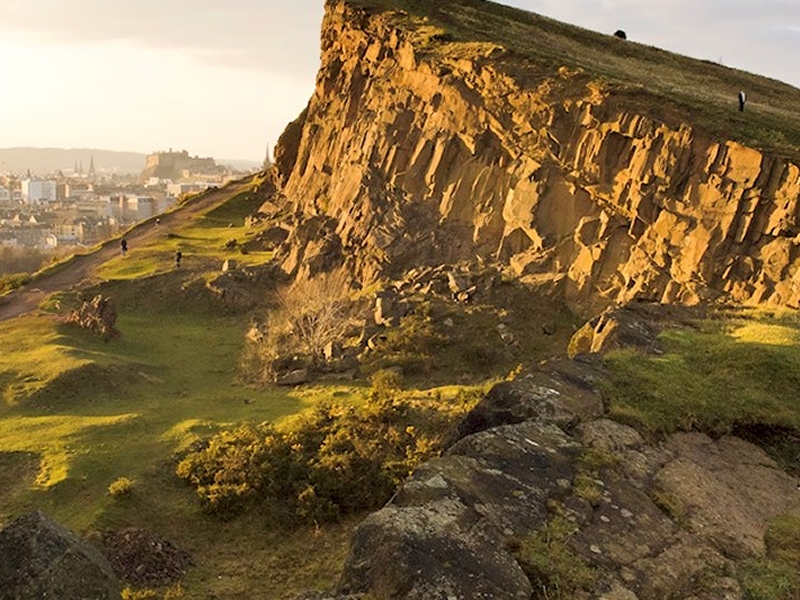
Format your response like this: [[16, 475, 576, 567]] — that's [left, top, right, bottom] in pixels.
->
[[1, 0, 798, 160]]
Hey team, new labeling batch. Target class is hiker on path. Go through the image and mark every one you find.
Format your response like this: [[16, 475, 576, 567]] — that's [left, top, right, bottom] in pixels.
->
[[120, 237, 128, 256], [175, 250, 182, 268], [739, 90, 746, 112]]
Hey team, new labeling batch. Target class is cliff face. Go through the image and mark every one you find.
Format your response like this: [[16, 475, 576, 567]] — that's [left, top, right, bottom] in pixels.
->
[[267, 0, 800, 312]]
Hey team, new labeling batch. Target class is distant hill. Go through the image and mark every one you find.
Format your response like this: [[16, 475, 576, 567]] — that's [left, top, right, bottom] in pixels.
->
[[0, 147, 147, 175], [0, 147, 260, 176]]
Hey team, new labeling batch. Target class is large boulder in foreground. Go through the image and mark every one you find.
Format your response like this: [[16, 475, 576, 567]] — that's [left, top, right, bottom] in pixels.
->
[[0, 511, 121, 600]]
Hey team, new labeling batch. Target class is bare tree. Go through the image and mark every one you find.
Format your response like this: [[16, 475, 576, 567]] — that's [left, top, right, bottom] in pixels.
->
[[277, 271, 359, 362], [240, 271, 362, 384]]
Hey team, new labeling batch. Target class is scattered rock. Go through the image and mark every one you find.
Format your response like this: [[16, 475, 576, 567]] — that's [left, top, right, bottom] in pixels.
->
[[276, 368, 310, 386], [373, 288, 408, 327], [99, 528, 192, 588]]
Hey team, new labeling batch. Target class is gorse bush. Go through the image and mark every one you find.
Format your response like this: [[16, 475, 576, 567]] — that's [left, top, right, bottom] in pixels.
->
[[108, 476, 134, 497], [176, 374, 460, 523], [362, 306, 449, 376]]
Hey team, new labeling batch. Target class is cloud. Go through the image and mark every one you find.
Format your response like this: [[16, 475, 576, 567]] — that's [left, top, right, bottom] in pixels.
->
[[0, 0, 325, 77], [505, 0, 800, 87]]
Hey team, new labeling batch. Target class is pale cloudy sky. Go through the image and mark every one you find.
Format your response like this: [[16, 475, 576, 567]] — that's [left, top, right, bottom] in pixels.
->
[[0, 0, 797, 161]]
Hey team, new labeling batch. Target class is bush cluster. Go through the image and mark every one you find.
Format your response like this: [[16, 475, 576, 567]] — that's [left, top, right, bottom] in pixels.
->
[[0, 272, 32, 295], [108, 476, 134, 498], [361, 308, 449, 376], [176, 373, 452, 524]]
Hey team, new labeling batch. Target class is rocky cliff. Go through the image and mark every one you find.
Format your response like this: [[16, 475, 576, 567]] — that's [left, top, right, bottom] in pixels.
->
[[262, 0, 800, 313]]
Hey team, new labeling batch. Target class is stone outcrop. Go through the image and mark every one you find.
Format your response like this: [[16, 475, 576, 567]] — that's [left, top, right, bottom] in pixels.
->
[[262, 0, 800, 312], [0, 511, 121, 600], [304, 361, 800, 600], [67, 294, 120, 341]]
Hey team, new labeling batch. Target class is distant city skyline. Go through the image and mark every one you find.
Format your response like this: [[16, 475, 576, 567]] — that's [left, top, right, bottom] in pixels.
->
[[1, 0, 797, 161]]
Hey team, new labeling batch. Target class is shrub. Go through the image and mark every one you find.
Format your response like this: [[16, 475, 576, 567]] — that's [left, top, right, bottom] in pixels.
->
[[362, 308, 448, 376], [176, 377, 462, 524], [121, 588, 158, 600], [108, 477, 134, 497], [0, 272, 31, 295]]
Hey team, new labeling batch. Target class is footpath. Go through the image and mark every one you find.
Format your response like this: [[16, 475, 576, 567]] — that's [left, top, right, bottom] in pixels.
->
[[0, 179, 252, 322]]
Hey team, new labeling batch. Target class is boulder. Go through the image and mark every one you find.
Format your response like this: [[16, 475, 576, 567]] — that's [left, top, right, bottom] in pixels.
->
[[337, 421, 581, 600], [0, 511, 121, 600], [275, 368, 310, 386], [373, 288, 408, 326], [568, 304, 663, 357], [447, 363, 604, 446]]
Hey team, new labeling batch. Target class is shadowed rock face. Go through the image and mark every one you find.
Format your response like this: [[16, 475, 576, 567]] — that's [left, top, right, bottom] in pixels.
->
[[0, 511, 121, 600], [265, 0, 800, 312]]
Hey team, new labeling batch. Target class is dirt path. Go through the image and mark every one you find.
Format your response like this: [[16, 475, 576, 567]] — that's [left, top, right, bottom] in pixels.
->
[[0, 178, 254, 322]]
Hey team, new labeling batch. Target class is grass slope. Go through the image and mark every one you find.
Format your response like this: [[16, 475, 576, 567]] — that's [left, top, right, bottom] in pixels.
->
[[0, 181, 359, 598], [349, 0, 800, 158], [0, 180, 504, 598]]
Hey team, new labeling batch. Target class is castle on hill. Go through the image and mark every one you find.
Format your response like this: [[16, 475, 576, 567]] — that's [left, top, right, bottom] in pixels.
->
[[141, 149, 221, 182]]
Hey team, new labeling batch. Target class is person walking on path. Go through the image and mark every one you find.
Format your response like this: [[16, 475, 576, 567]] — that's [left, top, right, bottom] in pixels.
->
[[175, 250, 182, 268], [738, 90, 746, 112], [120, 237, 128, 256]]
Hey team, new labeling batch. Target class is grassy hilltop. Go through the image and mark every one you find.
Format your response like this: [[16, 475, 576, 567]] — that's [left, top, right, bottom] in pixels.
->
[[351, 0, 800, 158]]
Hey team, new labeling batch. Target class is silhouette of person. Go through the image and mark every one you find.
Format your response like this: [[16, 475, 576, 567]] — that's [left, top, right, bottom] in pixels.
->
[[738, 90, 746, 112], [120, 237, 128, 256], [175, 250, 182, 268]]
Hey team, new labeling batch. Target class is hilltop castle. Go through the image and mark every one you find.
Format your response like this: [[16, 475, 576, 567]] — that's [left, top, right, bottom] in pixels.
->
[[140, 150, 220, 182]]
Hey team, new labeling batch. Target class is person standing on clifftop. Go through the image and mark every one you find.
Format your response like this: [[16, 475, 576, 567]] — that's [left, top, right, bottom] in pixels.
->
[[120, 237, 128, 257], [739, 90, 747, 112]]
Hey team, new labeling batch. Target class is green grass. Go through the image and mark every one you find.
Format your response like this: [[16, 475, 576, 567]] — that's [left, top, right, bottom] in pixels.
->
[[350, 0, 800, 158], [95, 214, 272, 284], [514, 513, 596, 598], [0, 306, 356, 598], [602, 312, 800, 436], [738, 514, 800, 600], [0, 305, 487, 598]]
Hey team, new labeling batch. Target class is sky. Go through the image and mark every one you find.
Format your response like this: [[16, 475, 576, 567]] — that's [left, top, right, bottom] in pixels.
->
[[0, 1, 798, 162]]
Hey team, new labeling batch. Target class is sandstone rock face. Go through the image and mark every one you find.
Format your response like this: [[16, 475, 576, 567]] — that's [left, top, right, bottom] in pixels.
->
[[0, 511, 121, 600], [267, 0, 800, 312]]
